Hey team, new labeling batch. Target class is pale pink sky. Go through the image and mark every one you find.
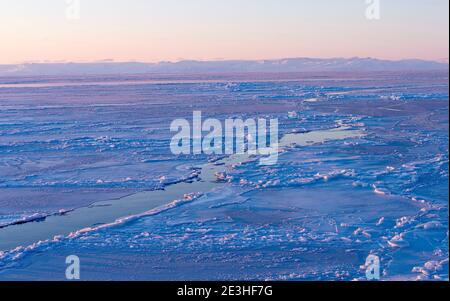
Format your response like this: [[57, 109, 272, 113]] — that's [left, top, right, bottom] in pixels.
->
[[1, 0, 448, 64]]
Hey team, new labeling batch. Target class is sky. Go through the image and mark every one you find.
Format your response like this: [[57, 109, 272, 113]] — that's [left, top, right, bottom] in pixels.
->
[[0, 0, 448, 64]]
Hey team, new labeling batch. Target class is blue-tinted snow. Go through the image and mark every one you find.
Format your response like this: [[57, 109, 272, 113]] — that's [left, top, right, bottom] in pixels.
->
[[0, 72, 448, 280]]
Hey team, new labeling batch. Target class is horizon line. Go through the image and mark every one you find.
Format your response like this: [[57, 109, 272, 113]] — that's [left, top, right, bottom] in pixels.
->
[[2, 56, 449, 66]]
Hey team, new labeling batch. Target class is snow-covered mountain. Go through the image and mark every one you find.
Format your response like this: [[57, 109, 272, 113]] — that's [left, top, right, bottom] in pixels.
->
[[0, 57, 447, 76]]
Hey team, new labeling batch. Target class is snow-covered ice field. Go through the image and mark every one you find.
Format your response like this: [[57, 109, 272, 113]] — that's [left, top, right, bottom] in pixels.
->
[[0, 71, 448, 280]]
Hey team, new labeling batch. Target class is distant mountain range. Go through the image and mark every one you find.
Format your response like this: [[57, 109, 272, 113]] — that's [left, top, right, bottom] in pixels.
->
[[0, 57, 448, 76]]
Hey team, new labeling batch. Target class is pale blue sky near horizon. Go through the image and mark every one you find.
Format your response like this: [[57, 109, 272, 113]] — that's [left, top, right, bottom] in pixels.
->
[[0, 0, 448, 64]]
